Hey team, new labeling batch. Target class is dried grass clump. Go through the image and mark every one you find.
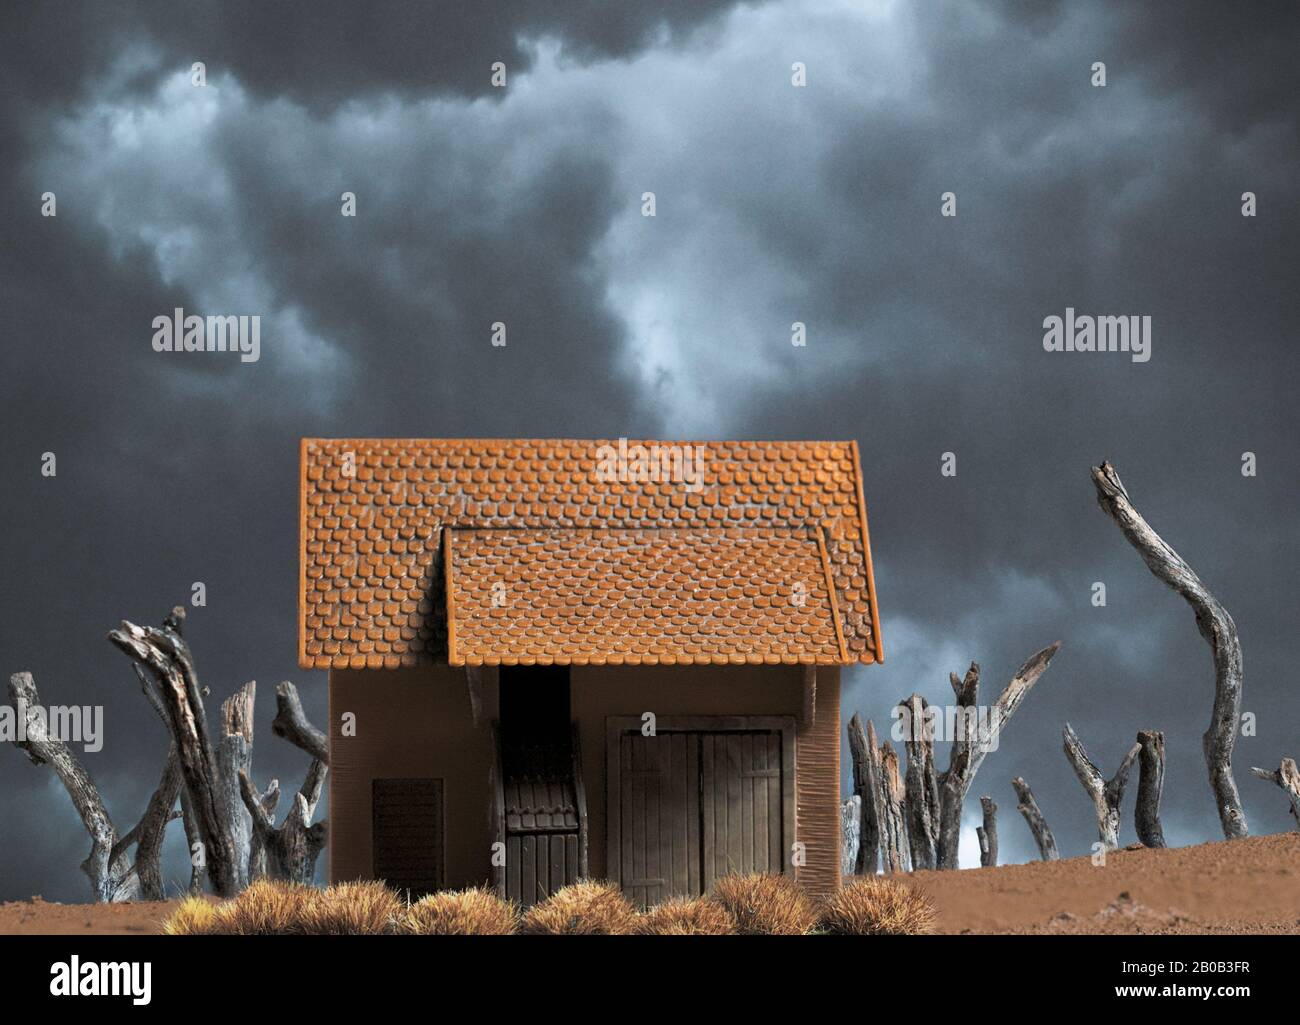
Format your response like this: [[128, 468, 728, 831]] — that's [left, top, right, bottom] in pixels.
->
[[710, 873, 818, 935], [400, 888, 519, 935], [819, 877, 936, 936], [211, 879, 312, 935], [298, 880, 403, 935], [162, 896, 220, 936], [519, 881, 637, 935], [635, 896, 737, 935]]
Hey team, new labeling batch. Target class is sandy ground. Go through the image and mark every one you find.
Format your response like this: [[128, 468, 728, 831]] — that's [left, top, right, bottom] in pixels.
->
[[1, 833, 1296, 935], [0, 895, 179, 935], [913, 832, 1300, 934]]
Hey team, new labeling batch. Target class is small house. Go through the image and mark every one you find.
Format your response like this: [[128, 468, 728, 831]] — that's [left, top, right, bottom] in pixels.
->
[[299, 438, 882, 905]]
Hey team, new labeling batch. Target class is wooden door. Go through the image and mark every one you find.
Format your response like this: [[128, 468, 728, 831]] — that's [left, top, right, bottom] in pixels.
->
[[617, 731, 701, 907], [700, 731, 784, 889], [610, 720, 792, 907]]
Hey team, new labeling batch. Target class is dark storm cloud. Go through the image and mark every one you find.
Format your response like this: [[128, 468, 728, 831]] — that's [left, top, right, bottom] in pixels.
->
[[1, 0, 1296, 897], [2, 0, 715, 898], [2, 0, 743, 108], [685, 0, 1300, 859]]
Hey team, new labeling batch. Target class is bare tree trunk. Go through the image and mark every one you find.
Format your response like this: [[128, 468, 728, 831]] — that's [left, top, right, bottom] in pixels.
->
[[1012, 776, 1059, 861], [216, 682, 256, 891], [240, 761, 327, 883], [876, 734, 911, 874], [179, 789, 204, 894], [899, 693, 940, 870], [108, 607, 242, 896], [239, 681, 329, 884], [847, 713, 880, 874], [1251, 758, 1300, 828], [936, 664, 978, 870], [840, 796, 861, 877], [976, 796, 997, 867], [1134, 730, 1167, 848], [249, 780, 281, 881], [936, 644, 1060, 868], [123, 746, 184, 899], [1063, 723, 1139, 851], [7, 672, 135, 901], [1091, 461, 1248, 839]]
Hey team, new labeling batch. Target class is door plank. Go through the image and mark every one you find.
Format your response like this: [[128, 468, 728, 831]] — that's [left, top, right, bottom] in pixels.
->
[[753, 732, 770, 873], [768, 733, 784, 872], [687, 734, 701, 895], [701, 733, 717, 890], [726, 734, 743, 877]]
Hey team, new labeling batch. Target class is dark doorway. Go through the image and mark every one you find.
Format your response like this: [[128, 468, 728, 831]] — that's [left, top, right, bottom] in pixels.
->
[[499, 664, 571, 744], [494, 665, 587, 906]]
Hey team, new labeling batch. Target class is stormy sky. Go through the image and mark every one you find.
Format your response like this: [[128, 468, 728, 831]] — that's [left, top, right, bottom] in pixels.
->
[[1, 0, 1297, 901]]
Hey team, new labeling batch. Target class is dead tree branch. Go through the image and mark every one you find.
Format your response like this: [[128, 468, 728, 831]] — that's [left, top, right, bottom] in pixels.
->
[[7, 671, 160, 901], [898, 693, 940, 870], [239, 761, 327, 883], [239, 681, 328, 884], [977, 796, 998, 867], [1134, 730, 1167, 847], [876, 728, 911, 874], [179, 789, 204, 894], [216, 681, 256, 890], [1251, 758, 1300, 829], [271, 681, 328, 762], [1063, 723, 1139, 851], [847, 713, 880, 874], [125, 746, 184, 899], [1012, 776, 1060, 861], [936, 643, 1060, 868], [1091, 460, 1247, 839], [840, 796, 861, 877], [249, 780, 281, 881], [108, 606, 242, 896]]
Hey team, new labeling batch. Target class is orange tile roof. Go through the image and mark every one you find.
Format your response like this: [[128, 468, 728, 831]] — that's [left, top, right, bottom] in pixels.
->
[[445, 528, 848, 666], [299, 438, 882, 669]]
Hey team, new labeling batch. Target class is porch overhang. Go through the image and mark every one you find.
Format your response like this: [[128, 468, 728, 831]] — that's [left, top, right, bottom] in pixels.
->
[[444, 526, 850, 666]]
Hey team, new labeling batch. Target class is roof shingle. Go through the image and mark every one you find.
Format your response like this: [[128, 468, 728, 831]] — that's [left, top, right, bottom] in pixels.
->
[[445, 527, 847, 666], [299, 438, 882, 668]]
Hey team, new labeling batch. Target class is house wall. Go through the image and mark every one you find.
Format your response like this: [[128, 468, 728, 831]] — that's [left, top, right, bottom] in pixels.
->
[[327, 665, 496, 889], [327, 663, 842, 897]]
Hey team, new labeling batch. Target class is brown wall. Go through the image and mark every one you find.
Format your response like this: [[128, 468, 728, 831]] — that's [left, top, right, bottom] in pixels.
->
[[328, 663, 842, 896], [328, 665, 495, 888]]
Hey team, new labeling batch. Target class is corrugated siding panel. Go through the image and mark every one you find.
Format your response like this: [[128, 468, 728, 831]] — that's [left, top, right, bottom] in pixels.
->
[[795, 669, 842, 897]]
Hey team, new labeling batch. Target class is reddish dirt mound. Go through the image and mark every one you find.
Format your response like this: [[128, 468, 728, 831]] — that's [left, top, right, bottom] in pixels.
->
[[1, 833, 1296, 934], [910, 832, 1300, 934]]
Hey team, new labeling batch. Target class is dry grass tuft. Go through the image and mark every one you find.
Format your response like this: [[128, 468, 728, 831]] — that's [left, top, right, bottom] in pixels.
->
[[210, 879, 311, 935], [710, 873, 819, 935], [162, 896, 220, 936], [400, 888, 519, 935], [819, 877, 937, 936], [298, 880, 403, 935], [635, 896, 737, 935], [519, 881, 638, 935]]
